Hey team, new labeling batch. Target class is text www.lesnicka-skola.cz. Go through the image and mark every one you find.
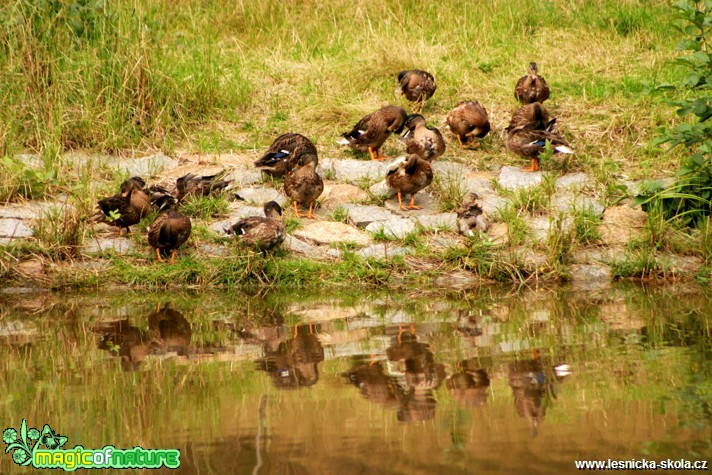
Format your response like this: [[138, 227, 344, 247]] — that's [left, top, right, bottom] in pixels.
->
[[574, 459, 709, 471]]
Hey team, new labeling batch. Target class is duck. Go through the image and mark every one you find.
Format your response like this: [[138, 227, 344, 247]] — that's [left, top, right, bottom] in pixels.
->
[[506, 127, 573, 172], [283, 151, 324, 218], [119, 176, 146, 194], [399, 113, 446, 162], [148, 194, 192, 263], [91, 182, 151, 235], [254, 133, 318, 177], [175, 171, 231, 201], [457, 192, 490, 235], [395, 69, 437, 112], [337, 105, 407, 161], [506, 102, 556, 133], [515, 62, 550, 105], [446, 101, 491, 148], [386, 154, 433, 210], [224, 201, 286, 252]]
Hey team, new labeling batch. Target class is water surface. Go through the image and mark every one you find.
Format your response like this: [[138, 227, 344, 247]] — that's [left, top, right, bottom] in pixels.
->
[[0, 284, 710, 474]]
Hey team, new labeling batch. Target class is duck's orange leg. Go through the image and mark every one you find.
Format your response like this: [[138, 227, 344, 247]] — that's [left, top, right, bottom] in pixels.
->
[[169, 249, 176, 264], [293, 201, 304, 218], [155, 248, 163, 263], [408, 194, 423, 210], [522, 158, 539, 172], [306, 202, 317, 219], [397, 192, 408, 211], [368, 147, 378, 161]]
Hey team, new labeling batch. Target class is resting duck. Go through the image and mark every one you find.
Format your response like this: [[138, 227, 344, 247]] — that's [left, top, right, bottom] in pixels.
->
[[399, 114, 446, 162], [446, 101, 491, 148], [457, 192, 490, 235], [92, 181, 151, 235], [148, 194, 192, 263], [119, 176, 146, 194], [175, 172, 231, 201], [507, 127, 573, 172], [283, 151, 323, 218], [396, 69, 437, 112], [254, 133, 318, 177], [506, 102, 556, 133], [337, 105, 407, 160], [515, 62, 550, 105], [225, 201, 286, 252], [386, 154, 433, 210]]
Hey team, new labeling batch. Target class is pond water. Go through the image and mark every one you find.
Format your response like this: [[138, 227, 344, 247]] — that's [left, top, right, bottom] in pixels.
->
[[0, 284, 710, 474]]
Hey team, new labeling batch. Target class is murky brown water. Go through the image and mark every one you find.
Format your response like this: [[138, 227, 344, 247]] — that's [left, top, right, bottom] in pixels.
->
[[0, 284, 710, 474]]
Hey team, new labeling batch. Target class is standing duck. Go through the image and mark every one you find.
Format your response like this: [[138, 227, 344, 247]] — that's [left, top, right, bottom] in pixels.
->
[[225, 201, 286, 252], [254, 133, 318, 177], [283, 151, 324, 219], [506, 127, 573, 172], [399, 114, 446, 162], [506, 102, 556, 133], [396, 69, 437, 112], [514, 62, 550, 105], [175, 172, 231, 201], [337, 105, 407, 161], [446, 101, 491, 148], [386, 154, 434, 210], [148, 194, 192, 263], [91, 181, 151, 235]]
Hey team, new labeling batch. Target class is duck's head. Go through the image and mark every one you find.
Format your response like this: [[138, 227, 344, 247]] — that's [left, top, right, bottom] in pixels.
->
[[263, 201, 283, 219], [528, 62, 539, 77]]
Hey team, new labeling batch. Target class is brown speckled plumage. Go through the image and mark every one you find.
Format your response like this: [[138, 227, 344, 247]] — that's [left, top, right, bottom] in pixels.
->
[[506, 102, 556, 134], [456, 193, 490, 236], [514, 62, 550, 105], [254, 133, 317, 177], [386, 154, 433, 210], [396, 70, 437, 112], [283, 152, 324, 218], [175, 172, 230, 201], [399, 114, 446, 162], [225, 201, 286, 252], [148, 195, 192, 263], [93, 184, 151, 234], [446, 101, 491, 148], [338, 105, 407, 161]]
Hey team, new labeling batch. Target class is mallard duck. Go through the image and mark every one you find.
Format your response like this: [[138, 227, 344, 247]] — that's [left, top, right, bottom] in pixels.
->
[[119, 176, 146, 194], [148, 194, 192, 263], [283, 151, 324, 218], [395, 69, 437, 112], [91, 185, 151, 235], [254, 133, 318, 177], [224, 201, 286, 252], [507, 127, 573, 172], [515, 62, 550, 105], [337, 105, 407, 160], [147, 304, 192, 355], [386, 154, 433, 210], [446, 101, 491, 148], [399, 113, 446, 162], [506, 102, 556, 133], [175, 172, 231, 201], [457, 192, 490, 235]]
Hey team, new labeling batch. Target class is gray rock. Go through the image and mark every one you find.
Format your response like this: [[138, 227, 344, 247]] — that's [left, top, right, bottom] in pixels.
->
[[384, 192, 439, 215], [225, 169, 263, 187], [478, 195, 510, 219], [283, 235, 334, 260], [0, 219, 33, 239], [433, 270, 479, 290], [0, 201, 67, 220], [413, 213, 457, 230], [365, 218, 416, 239], [368, 180, 395, 198], [497, 165, 544, 191], [569, 264, 613, 290], [556, 172, 591, 190], [356, 243, 411, 259], [233, 187, 285, 206], [293, 221, 371, 247], [528, 216, 572, 242], [464, 177, 495, 195], [342, 204, 398, 228], [112, 153, 179, 176], [552, 193, 605, 217], [198, 243, 230, 257], [323, 158, 392, 183], [84, 237, 136, 255], [432, 161, 468, 177]]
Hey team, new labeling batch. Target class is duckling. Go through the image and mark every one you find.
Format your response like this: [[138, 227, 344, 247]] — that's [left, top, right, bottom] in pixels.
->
[[91, 184, 151, 235], [337, 105, 407, 161], [507, 127, 573, 172], [283, 151, 324, 218], [224, 201, 286, 252], [446, 101, 491, 148], [254, 133, 317, 177], [457, 192, 490, 235], [515, 62, 550, 105], [148, 194, 192, 263], [399, 113, 446, 162], [506, 102, 556, 133], [386, 154, 433, 211], [175, 172, 231, 201], [395, 69, 437, 112]]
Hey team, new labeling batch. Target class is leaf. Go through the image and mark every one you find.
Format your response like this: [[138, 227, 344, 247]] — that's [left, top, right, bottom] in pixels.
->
[[20, 420, 27, 446]]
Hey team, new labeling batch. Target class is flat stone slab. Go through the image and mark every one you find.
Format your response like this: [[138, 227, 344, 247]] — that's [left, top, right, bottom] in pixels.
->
[[0, 219, 33, 239], [283, 235, 340, 260], [225, 168, 263, 188], [198, 243, 230, 257], [233, 187, 285, 206], [321, 158, 392, 183], [432, 161, 468, 178], [321, 184, 369, 209], [84, 237, 136, 254], [569, 264, 613, 290], [368, 179, 395, 198], [365, 218, 416, 239], [384, 192, 439, 216], [599, 205, 647, 246], [342, 204, 398, 228], [293, 221, 371, 247], [478, 195, 510, 219], [552, 193, 605, 217], [413, 213, 457, 231], [108, 153, 179, 176], [497, 166, 544, 191], [556, 172, 591, 190], [464, 177, 495, 195], [528, 216, 572, 242], [356, 243, 411, 259]]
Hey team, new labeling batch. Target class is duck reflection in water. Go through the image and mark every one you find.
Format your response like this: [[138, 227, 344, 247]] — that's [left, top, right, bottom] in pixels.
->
[[446, 359, 491, 408], [344, 332, 446, 422], [93, 304, 192, 371], [508, 349, 571, 437], [255, 324, 324, 390]]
